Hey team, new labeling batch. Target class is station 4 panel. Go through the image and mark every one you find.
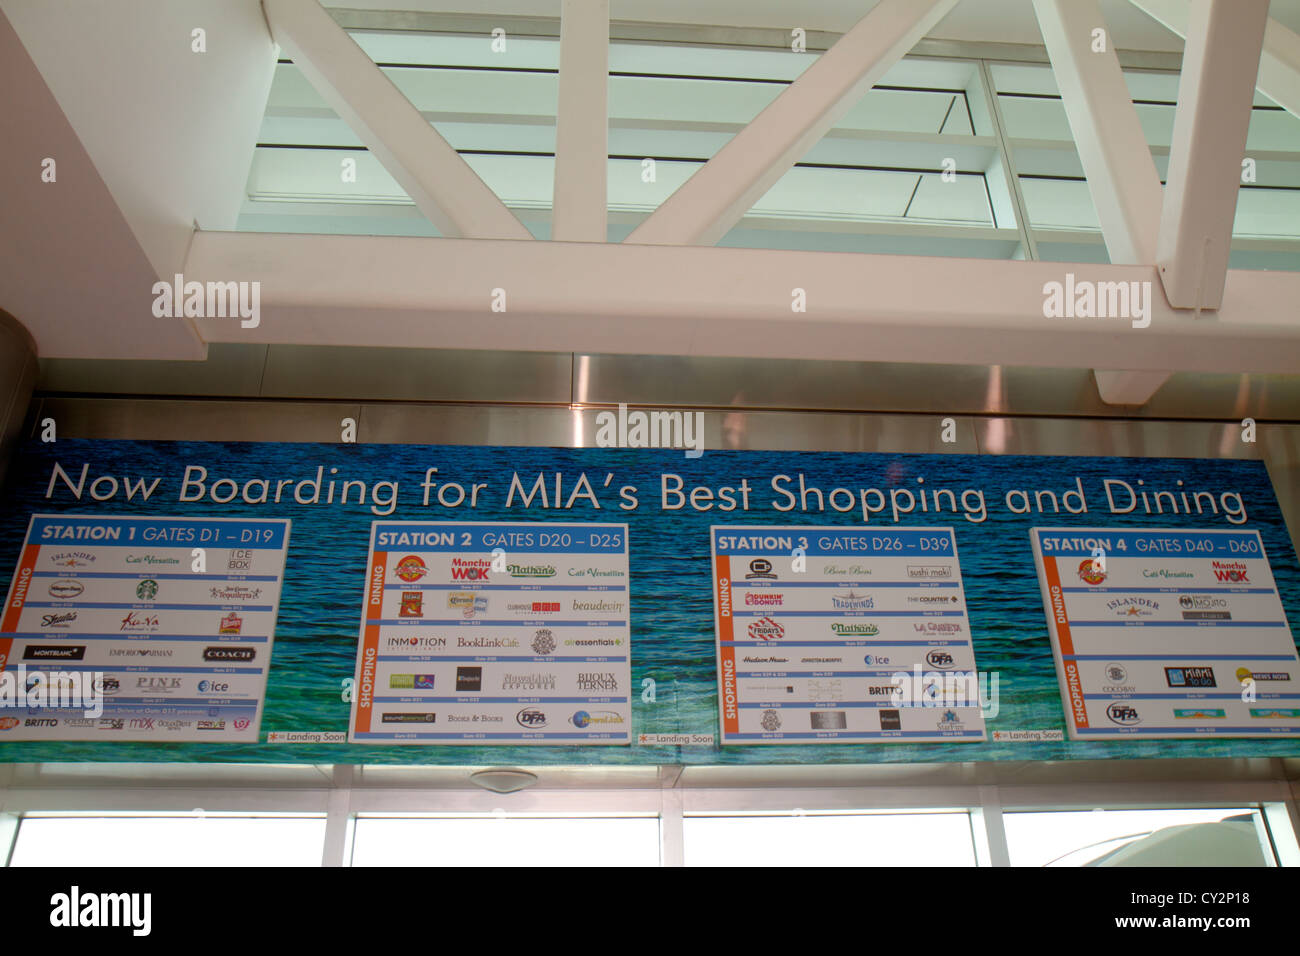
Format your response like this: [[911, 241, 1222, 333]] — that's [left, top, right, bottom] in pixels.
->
[[1030, 528, 1300, 739], [349, 521, 631, 744], [711, 526, 987, 744], [0, 515, 290, 742]]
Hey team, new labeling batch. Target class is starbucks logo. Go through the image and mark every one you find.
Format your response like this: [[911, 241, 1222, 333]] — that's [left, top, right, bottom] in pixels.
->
[[135, 579, 159, 601]]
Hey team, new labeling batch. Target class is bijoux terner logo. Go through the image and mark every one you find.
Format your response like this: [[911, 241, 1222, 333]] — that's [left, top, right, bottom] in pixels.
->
[[1042, 272, 1151, 329], [151, 273, 260, 328]]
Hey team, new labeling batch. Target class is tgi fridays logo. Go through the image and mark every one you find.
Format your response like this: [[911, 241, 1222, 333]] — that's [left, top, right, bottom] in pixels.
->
[[209, 585, 263, 601], [748, 617, 784, 641]]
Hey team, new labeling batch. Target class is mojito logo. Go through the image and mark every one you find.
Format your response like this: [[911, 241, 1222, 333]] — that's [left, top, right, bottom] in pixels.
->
[[594, 403, 704, 459], [152, 273, 260, 329], [49, 885, 151, 936], [1042, 272, 1152, 328]]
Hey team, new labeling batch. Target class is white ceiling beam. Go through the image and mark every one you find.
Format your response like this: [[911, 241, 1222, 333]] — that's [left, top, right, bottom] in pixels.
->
[[1032, 0, 1163, 264], [1130, 0, 1300, 119], [624, 0, 959, 247], [262, 0, 531, 240], [551, 0, 608, 242], [185, 231, 1300, 375], [1033, 0, 1170, 406], [1155, 0, 1268, 311]]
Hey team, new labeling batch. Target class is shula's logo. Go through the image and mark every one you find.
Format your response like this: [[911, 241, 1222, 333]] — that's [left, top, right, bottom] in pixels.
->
[[152, 273, 260, 328], [1042, 272, 1151, 329]]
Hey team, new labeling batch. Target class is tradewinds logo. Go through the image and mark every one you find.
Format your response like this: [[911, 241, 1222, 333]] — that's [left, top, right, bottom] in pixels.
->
[[831, 590, 873, 610]]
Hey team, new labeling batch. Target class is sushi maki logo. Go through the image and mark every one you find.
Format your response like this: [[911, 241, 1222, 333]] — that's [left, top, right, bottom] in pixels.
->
[[394, 555, 428, 582], [1077, 559, 1106, 585]]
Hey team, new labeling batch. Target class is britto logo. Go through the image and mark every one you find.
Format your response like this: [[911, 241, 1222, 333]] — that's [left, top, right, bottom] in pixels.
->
[[748, 617, 784, 641], [1211, 561, 1249, 583], [394, 555, 428, 582], [1077, 558, 1107, 585]]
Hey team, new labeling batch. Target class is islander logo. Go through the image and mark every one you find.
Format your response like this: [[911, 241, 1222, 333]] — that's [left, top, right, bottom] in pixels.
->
[[135, 579, 159, 601], [394, 555, 428, 582], [1077, 559, 1106, 585]]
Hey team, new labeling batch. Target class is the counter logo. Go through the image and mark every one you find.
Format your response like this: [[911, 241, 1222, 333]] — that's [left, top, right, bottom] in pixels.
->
[[748, 618, 784, 641], [1077, 559, 1107, 585], [395, 555, 428, 582]]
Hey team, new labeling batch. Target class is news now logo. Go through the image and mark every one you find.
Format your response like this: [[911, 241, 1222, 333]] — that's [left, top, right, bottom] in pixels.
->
[[49, 886, 151, 936]]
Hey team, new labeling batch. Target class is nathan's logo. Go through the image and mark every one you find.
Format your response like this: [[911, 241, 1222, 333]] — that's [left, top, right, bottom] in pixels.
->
[[831, 623, 878, 637], [1077, 559, 1107, 585], [1165, 666, 1216, 688], [517, 708, 548, 728], [48, 580, 84, 599], [49, 551, 94, 568], [744, 591, 783, 607], [394, 555, 428, 582], [152, 272, 261, 328], [119, 612, 160, 632], [40, 611, 78, 628], [203, 646, 255, 662], [1107, 597, 1158, 618], [398, 591, 424, 618], [508, 564, 555, 579], [748, 617, 784, 641], [1211, 561, 1249, 583], [1042, 272, 1152, 328], [219, 613, 243, 635], [1106, 702, 1141, 726], [831, 590, 873, 610], [450, 557, 491, 581], [745, 559, 776, 580]]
